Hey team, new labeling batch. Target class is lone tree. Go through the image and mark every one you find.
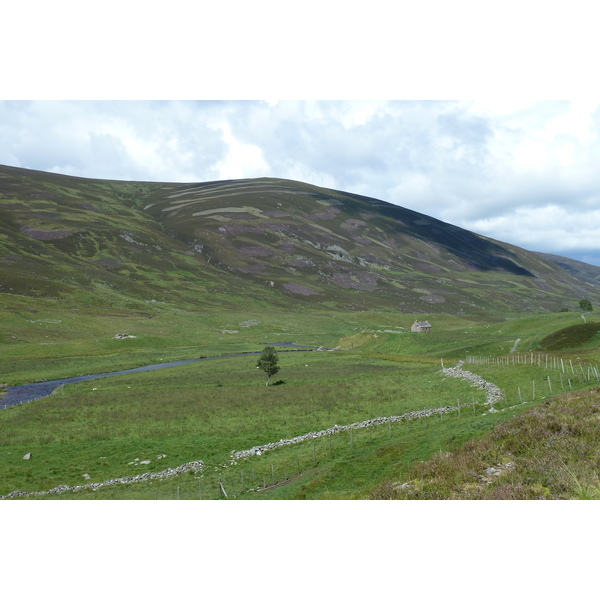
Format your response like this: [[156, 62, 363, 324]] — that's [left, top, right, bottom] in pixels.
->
[[579, 299, 593, 312], [257, 346, 280, 386]]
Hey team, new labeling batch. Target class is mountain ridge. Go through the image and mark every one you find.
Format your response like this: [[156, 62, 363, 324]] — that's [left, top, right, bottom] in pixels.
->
[[1, 164, 599, 317]]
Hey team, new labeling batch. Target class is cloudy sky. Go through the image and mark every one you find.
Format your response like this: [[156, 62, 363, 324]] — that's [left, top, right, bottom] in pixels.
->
[[3, 99, 600, 265], [3, 2, 600, 266]]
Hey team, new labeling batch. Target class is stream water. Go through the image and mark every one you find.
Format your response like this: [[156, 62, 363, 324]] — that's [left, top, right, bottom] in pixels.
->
[[1, 343, 322, 409]]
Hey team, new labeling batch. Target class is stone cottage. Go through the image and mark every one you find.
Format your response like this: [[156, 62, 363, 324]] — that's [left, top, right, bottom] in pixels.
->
[[411, 320, 432, 333]]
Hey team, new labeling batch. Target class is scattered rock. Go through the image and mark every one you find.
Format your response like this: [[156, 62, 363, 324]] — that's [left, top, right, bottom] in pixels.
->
[[82, 473, 91, 479], [392, 482, 410, 490], [114, 333, 136, 339], [23, 453, 32, 460]]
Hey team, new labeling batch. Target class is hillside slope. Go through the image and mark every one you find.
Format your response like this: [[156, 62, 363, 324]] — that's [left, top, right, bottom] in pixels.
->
[[1, 164, 599, 316]]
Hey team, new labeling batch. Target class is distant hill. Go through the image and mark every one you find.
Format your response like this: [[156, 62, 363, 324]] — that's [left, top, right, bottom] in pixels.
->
[[1, 163, 599, 316], [534, 251, 600, 287]]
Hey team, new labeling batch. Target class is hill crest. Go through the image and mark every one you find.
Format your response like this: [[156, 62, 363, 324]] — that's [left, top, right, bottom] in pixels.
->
[[1, 164, 599, 315]]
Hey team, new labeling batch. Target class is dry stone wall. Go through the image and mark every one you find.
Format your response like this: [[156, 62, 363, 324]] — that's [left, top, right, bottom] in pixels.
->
[[231, 406, 458, 461], [0, 460, 205, 500], [441, 361, 504, 411]]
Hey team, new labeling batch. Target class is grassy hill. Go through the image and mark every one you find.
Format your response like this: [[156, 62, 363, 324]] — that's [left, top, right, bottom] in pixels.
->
[[2, 163, 600, 323]]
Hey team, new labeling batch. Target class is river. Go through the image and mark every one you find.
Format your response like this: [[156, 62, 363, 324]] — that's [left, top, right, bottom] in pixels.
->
[[0, 343, 323, 409]]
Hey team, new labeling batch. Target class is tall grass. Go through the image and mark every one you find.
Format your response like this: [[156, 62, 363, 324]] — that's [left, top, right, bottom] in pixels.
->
[[371, 387, 600, 499]]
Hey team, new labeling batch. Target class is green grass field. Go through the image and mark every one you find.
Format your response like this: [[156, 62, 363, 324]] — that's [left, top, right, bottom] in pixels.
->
[[3, 308, 599, 500]]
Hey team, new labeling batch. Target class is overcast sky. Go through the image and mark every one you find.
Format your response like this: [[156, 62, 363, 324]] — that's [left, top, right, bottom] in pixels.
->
[[2, 99, 600, 265], [3, 2, 600, 267]]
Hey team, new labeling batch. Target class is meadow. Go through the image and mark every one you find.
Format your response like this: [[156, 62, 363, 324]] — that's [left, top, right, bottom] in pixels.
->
[[3, 307, 599, 500]]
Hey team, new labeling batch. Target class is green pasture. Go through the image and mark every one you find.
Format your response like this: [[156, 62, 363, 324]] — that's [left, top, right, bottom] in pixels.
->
[[2, 308, 600, 499]]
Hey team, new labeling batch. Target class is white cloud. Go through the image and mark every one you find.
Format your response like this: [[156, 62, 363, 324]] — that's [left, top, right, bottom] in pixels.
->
[[467, 205, 600, 254], [212, 121, 270, 180]]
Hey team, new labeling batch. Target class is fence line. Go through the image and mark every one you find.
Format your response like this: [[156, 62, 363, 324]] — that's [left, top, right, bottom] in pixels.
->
[[466, 353, 600, 384]]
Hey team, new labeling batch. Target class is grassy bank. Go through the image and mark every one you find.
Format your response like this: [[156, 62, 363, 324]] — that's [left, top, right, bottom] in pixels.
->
[[371, 386, 600, 500]]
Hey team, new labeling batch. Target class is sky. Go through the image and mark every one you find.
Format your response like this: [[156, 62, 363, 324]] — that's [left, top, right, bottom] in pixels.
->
[[2, 2, 600, 270], [0, 0, 600, 266], [3, 99, 600, 266]]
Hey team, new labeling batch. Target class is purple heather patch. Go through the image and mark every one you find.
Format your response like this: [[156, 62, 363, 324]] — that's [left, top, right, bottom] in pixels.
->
[[351, 235, 373, 245], [331, 271, 379, 291], [237, 246, 277, 257], [306, 226, 340, 244], [533, 279, 553, 292], [235, 264, 270, 275], [19, 226, 79, 240], [341, 219, 367, 231], [282, 282, 320, 295], [268, 223, 292, 232], [95, 258, 122, 269], [414, 261, 443, 273], [277, 242, 296, 252], [307, 207, 340, 221]]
